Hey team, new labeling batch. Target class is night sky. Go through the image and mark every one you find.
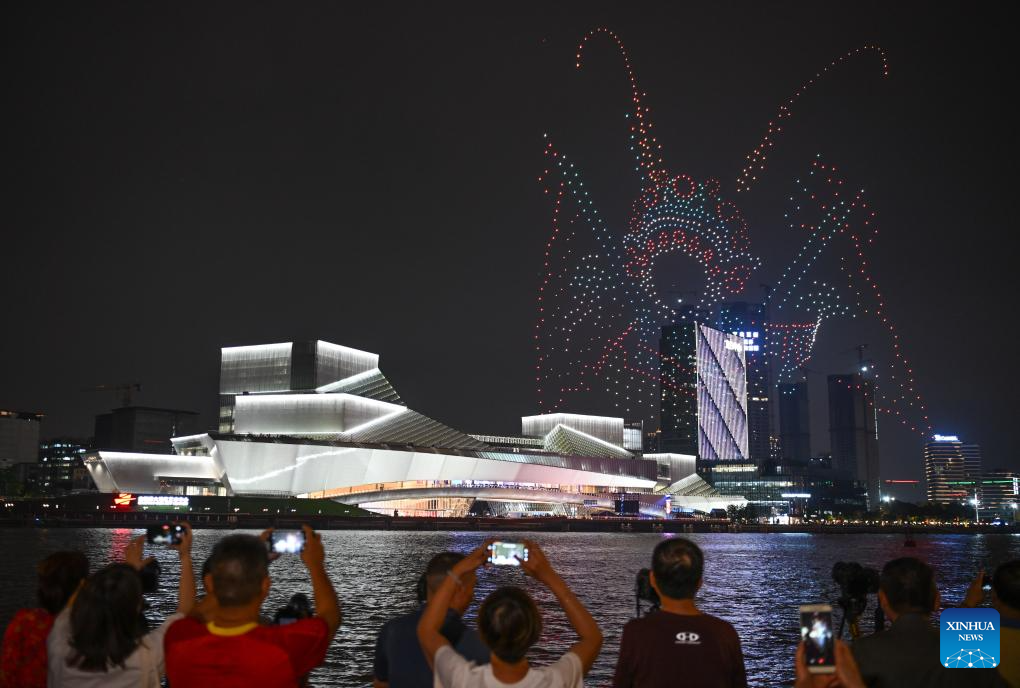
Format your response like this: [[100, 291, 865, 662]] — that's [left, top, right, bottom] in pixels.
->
[[4, 2, 1014, 498]]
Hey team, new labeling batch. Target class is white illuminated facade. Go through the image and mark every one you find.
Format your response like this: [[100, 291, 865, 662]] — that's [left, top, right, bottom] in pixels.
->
[[696, 324, 750, 461], [86, 340, 747, 517], [522, 413, 625, 447]]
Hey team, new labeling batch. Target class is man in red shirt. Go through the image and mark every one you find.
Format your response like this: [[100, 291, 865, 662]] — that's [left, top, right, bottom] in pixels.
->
[[612, 538, 747, 688], [165, 525, 341, 688]]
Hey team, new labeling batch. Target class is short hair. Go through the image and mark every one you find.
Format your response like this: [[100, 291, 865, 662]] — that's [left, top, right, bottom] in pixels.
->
[[652, 538, 704, 600], [993, 560, 1020, 610], [880, 557, 936, 614], [425, 552, 466, 593], [206, 534, 269, 607], [37, 551, 89, 615], [477, 586, 542, 663]]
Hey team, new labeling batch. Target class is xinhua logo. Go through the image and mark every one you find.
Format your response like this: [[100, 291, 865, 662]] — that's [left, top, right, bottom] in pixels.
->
[[939, 608, 1000, 668]]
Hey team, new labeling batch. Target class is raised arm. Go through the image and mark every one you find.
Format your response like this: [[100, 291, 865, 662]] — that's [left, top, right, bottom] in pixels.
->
[[417, 541, 490, 669], [519, 540, 603, 674], [300, 524, 342, 636], [172, 522, 196, 615]]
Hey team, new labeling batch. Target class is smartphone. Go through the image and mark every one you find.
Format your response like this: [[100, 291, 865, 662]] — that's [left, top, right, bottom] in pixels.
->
[[983, 573, 993, 591], [146, 523, 185, 545], [487, 541, 529, 566], [800, 604, 836, 674], [270, 530, 306, 555]]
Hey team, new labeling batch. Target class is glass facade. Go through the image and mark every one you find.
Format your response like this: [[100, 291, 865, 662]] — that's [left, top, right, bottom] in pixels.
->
[[313, 341, 379, 388], [696, 324, 749, 461], [717, 302, 772, 464], [220, 343, 293, 395], [708, 462, 868, 517]]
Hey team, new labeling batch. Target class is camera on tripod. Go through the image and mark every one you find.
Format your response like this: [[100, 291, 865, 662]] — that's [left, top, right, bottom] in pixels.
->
[[634, 568, 660, 616], [831, 561, 882, 638]]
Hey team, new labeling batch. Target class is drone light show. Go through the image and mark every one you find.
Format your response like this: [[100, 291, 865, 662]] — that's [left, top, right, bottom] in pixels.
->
[[533, 28, 930, 436]]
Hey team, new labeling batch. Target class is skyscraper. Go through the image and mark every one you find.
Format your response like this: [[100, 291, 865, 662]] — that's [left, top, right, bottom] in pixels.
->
[[924, 434, 982, 504], [717, 302, 771, 465], [659, 324, 698, 456], [659, 322, 749, 461], [777, 381, 810, 462], [827, 373, 880, 508]]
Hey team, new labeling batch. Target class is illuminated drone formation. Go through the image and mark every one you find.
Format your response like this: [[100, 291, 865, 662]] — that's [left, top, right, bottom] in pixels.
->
[[534, 28, 931, 435]]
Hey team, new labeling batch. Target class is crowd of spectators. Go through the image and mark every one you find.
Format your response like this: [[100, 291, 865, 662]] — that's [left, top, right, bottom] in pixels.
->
[[1, 527, 1017, 687]]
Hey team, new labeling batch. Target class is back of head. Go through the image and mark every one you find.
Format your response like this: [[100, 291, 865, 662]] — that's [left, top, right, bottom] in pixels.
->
[[69, 563, 143, 671], [652, 538, 704, 600], [478, 586, 542, 663], [880, 557, 936, 614], [207, 534, 269, 607], [422, 551, 466, 598], [993, 559, 1020, 610], [38, 551, 89, 614]]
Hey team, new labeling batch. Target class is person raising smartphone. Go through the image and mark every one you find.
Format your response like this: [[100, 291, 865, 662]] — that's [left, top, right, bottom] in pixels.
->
[[47, 524, 194, 688], [417, 539, 602, 688], [164, 525, 340, 688]]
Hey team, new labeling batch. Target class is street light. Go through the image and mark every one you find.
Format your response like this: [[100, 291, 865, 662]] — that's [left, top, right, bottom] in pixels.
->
[[970, 491, 980, 523]]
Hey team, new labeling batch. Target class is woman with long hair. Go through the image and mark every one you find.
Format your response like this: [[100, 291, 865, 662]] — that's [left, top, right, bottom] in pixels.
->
[[47, 524, 195, 688], [0, 551, 89, 688]]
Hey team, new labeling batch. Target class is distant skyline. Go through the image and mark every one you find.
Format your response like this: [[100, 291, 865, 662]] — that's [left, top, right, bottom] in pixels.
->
[[3, 2, 1015, 499]]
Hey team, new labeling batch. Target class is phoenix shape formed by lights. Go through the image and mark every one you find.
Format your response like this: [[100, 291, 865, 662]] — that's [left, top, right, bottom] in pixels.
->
[[534, 28, 930, 435]]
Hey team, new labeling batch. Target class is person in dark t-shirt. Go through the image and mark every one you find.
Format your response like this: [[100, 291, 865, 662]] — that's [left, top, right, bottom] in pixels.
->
[[374, 552, 489, 688], [612, 538, 747, 688]]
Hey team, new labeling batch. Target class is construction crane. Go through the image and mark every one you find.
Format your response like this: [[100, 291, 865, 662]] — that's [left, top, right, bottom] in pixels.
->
[[82, 382, 141, 408]]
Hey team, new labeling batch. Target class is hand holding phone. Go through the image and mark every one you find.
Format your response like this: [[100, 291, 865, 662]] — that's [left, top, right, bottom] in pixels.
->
[[799, 604, 835, 674], [270, 530, 306, 555], [487, 541, 529, 567], [147, 523, 186, 546]]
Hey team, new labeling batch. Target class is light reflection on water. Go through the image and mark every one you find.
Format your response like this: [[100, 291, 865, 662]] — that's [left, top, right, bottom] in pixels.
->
[[1, 528, 1018, 686]]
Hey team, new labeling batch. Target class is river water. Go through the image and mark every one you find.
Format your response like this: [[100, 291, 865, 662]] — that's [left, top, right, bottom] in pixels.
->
[[2, 528, 1018, 686]]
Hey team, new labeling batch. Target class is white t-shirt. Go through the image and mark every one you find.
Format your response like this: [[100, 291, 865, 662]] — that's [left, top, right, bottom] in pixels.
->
[[434, 644, 583, 688], [47, 608, 184, 688]]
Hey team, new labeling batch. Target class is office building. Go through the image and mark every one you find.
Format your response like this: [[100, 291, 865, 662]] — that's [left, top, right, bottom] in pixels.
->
[[94, 407, 201, 454], [85, 340, 748, 517], [659, 322, 749, 461], [17, 438, 95, 494], [923, 434, 981, 504], [828, 374, 880, 508], [778, 381, 811, 462], [707, 459, 868, 518], [980, 470, 1019, 517], [717, 302, 772, 464], [0, 410, 43, 468]]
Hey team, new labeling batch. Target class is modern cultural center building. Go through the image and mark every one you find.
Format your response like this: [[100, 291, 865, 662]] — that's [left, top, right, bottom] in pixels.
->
[[86, 339, 748, 517]]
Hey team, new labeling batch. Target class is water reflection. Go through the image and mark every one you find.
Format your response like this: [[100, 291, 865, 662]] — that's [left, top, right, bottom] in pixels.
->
[[1, 529, 1017, 686]]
